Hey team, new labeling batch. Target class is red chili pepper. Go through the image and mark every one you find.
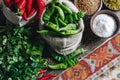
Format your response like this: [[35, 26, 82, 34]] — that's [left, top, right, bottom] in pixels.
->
[[28, 7, 36, 17], [32, 0, 45, 22], [16, 0, 26, 9], [3, 0, 14, 10], [22, 8, 28, 21], [26, 0, 33, 14], [4, 0, 17, 12], [15, 0, 26, 16], [3, 0, 11, 8], [37, 74, 55, 80], [28, 5, 37, 17], [13, 0, 20, 4], [38, 69, 47, 76]]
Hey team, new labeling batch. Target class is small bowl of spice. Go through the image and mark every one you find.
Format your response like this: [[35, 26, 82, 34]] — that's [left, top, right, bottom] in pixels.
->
[[90, 10, 119, 38], [103, 0, 120, 11], [74, 0, 103, 15]]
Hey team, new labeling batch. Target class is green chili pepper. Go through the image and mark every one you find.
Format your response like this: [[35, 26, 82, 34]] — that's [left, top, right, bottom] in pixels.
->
[[64, 14, 73, 23], [45, 22, 59, 31], [66, 58, 79, 66], [48, 58, 79, 70], [55, 17, 59, 26], [37, 30, 62, 36], [49, 48, 65, 62], [64, 16, 69, 23], [49, 48, 86, 62], [47, 48, 86, 70], [55, 6, 65, 20], [58, 3, 72, 14], [37, 30, 56, 35], [64, 19, 68, 24], [73, 13, 79, 21], [43, 6, 55, 21], [73, 58, 79, 64], [42, 1, 85, 36], [58, 18, 67, 26], [65, 29, 79, 34], [48, 62, 68, 70], [43, 14, 50, 21], [52, 0, 58, 3], [59, 23, 77, 31], [60, 29, 79, 35], [68, 48, 86, 58], [68, 15, 73, 23], [66, 58, 75, 66]]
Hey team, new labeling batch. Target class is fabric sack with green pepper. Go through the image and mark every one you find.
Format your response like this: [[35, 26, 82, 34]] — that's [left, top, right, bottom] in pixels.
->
[[39, 0, 85, 56]]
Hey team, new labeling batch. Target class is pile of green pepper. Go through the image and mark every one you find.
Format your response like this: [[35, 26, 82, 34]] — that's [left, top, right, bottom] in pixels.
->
[[47, 48, 86, 70], [38, 0, 85, 36]]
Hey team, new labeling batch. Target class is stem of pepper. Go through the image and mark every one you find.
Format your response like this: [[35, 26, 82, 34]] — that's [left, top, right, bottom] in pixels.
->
[[16, 8, 24, 15]]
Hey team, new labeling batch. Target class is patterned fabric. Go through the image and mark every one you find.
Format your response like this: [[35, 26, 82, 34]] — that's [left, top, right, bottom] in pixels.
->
[[54, 33, 120, 80], [87, 56, 120, 80], [95, 61, 120, 80]]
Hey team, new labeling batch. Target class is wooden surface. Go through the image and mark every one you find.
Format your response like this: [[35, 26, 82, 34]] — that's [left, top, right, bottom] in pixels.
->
[[0, 0, 120, 76]]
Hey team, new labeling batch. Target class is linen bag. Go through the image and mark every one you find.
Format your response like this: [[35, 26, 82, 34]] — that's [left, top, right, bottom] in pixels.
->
[[40, 0, 85, 56]]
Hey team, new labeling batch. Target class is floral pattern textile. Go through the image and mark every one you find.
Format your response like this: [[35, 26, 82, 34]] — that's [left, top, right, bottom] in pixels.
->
[[54, 33, 120, 80]]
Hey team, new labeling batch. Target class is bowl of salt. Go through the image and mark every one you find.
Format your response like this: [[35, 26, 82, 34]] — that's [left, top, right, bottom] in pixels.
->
[[90, 10, 120, 38]]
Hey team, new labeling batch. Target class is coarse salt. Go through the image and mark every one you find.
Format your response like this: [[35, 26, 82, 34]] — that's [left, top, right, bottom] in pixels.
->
[[93, 14, 117, 38]]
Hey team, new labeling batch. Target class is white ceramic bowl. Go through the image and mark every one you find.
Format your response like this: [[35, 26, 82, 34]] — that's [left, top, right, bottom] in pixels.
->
[[90, 10, 120, 38]]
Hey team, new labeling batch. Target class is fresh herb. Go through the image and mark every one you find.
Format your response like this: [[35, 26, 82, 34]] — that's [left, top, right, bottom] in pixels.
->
[[0, 26, 46, 80]]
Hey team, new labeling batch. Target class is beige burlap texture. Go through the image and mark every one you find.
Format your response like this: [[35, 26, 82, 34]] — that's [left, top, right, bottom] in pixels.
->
[[40, 0, 85, 56]]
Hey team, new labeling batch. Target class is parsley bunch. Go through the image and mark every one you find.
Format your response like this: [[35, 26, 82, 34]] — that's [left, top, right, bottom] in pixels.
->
[[0, 26, 46, 80]]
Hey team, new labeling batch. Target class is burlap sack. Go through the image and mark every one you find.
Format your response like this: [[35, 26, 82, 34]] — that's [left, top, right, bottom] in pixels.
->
[[40, 0, 85, 56], [2, 1, 36, 27]]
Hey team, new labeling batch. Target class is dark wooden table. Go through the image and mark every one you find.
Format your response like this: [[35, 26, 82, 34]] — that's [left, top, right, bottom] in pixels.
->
[[0, 0, 120, 76]]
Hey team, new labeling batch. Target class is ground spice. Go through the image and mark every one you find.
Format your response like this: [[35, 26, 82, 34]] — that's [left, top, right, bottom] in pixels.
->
[[103, 0, 120, 10], [93, 14, 117, 38], [75, 0, 101, 15]]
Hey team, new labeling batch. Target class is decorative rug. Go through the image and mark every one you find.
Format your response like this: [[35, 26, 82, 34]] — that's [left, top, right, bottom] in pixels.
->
[[54, 33, 120, 80]]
